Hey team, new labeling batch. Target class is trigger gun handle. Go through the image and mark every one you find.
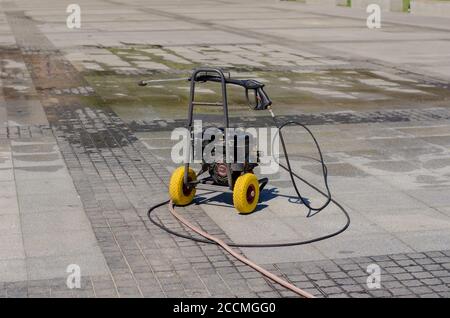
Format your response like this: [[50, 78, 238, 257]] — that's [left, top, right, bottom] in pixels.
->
[[246, 85, 272, 110]]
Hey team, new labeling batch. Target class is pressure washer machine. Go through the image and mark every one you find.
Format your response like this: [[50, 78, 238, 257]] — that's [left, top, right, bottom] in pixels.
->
[[168, 68, 273, 213]]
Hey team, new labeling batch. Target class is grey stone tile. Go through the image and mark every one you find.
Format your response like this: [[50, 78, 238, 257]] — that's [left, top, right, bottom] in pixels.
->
[[342, 284, 364, 293], [402, 279, 424, 288], [409, 286, 434, 295]]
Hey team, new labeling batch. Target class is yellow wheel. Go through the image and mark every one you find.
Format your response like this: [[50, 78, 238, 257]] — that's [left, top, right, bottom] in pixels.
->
[[169, 166, 197, 206], [233, 173, 259, 214]]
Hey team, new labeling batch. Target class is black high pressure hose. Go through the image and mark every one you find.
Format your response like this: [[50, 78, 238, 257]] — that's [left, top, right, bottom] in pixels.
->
[[147, 111, 350, 248]]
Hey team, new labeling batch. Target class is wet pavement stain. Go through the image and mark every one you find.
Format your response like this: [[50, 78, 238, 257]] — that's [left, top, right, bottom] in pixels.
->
[[82, 63, 450, 124]]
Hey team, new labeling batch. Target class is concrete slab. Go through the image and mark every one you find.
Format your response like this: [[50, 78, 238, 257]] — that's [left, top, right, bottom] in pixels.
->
[[0, 194, 19, 215], [21, 209, 92, 234], [15, 177, 77, 195], [5, 100, 49, 127], [397, 125, 450, 137], [360, 160, 421, 175], [406, 188, 450, 208], [10, 138, 56, 146], [376, 172, 450, 190], [319, 40, 450, 81], [367, 208, 450, 232], [22, 230, 103, 258], [411, 0, 450, 18], [27, 253, 108, 281], [242, 245, 326, 264], [436, 206, 450, 217], [0, 214, 21, 235], [0, 151, 12, 169], [14, 165, 71, 181], [314, 232, 415, 259], [11, 142, 59, 155], [326, 176, 398, 194], [204, 209, 301, 245], [12, 153, 64, 168], [334, 190, 429, 213], [282, 210, 383, 237], [395, 229, 450, 251], [18, 193, 83, 214], [46, 30, 260, 48], [0, 234, 25, 260], [0, 180, 16, 197], [0, 259, 27, 283]]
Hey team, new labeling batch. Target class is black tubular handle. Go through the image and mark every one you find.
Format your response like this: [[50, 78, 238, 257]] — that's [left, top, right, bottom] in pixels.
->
[[192, 74, 272, 110]]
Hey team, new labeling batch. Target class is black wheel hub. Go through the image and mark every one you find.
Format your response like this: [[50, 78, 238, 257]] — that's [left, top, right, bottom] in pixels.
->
[[246, 184, 256, 204]]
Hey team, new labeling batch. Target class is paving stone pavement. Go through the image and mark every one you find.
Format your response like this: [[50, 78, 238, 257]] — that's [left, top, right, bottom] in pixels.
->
[[5, 105, 449, 298], [1, 0, 450, 298], [129, 107, 450, 132]]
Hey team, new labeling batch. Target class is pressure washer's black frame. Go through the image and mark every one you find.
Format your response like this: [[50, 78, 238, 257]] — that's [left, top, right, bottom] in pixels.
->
[[183, 67, 268, 193]]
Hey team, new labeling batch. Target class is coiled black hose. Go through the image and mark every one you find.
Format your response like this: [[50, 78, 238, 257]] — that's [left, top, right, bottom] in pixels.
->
[[147, 112, 350, 247]]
